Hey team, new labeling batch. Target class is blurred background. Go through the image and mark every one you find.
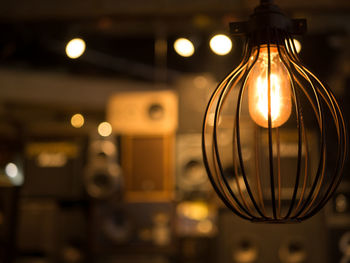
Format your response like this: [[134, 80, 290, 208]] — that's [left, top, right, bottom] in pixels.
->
[[0, 0, 350, 262]]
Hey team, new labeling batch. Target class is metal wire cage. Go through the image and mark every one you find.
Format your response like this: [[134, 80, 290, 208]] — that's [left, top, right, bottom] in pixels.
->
[[202, 1, 347, 223]]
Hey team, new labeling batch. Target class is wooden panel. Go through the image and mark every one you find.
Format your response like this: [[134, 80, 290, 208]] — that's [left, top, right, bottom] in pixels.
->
[[121, 134, 174, 202]]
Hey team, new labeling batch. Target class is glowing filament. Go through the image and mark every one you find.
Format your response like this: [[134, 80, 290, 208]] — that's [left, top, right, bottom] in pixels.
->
[[256, 74, 281, 122], [248, 45, 292, 128]]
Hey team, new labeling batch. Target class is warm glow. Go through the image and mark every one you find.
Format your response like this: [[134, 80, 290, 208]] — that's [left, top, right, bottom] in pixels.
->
[[174, 38, 195, 57], [177, 202, 209, 221], [209, 34, 232, 55], [37, 152, 67, 167], [65, 38, 86, 59], [248, 45, 292, 128], [71, 113, 84, 128], [98, 122, 112, 137]]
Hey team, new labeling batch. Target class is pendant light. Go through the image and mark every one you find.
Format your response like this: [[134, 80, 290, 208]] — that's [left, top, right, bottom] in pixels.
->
[[202, 0, 347, 222]]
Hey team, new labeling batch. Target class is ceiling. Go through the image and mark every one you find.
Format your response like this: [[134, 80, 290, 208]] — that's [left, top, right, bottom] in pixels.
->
[[0, 0, 348, 140], [1, 0, 350, 20]]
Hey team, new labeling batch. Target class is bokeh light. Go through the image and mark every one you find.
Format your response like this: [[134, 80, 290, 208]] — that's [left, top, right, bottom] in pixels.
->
[[71, 113, 85, 128], [286, 38, 302, 53], [5, 163, 18, 178], [174, 38, 195, 57], [98, 122, 112, 137], [293, 39, 302, 53], [209, 34, 232, 55], [65, 38, 86, 59]]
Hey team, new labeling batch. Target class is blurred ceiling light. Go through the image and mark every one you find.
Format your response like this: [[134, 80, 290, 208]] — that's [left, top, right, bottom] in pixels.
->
[[210, 34, 232, 55], [174, 38, 195, 57], [71, 113, 85, 128], [286, 38, 302, 53], [98, 122, 112, 137], [5, 163, 18, 178], [293, 39, 302, 53], [65, 38, 86, 59]]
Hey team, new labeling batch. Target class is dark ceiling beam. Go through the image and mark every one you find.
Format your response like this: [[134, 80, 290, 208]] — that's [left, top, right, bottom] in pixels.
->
[[1, 0, 349, 21], [0, 0, 244, 20]]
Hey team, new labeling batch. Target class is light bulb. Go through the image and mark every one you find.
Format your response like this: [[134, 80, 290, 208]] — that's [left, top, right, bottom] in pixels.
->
[[247, 45, 292, 128], [202, 0, 347, 223]]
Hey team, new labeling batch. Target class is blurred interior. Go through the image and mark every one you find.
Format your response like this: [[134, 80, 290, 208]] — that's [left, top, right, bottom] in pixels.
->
[[0, 0, 350, 262]]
